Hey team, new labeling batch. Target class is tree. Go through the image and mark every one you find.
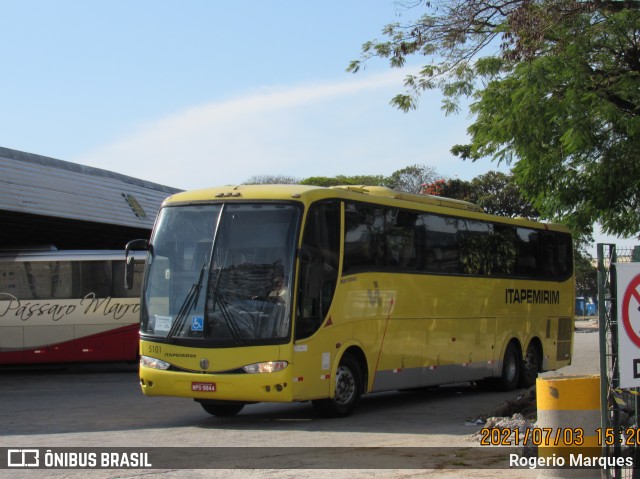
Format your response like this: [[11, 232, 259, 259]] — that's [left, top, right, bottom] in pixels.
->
[[383, 164, 438, 193], [349, 1, 640, 237], [575, 248, 598, 299], [299, 165, 439, 192], [243, 175, 300, 185], [300, 174, 386, 187], [468, 171, 539, 219], [424, 171, 540, 218]]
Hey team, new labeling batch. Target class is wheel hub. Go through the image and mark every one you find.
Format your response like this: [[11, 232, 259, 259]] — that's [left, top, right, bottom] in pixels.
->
[[334, 365, 355, 405]]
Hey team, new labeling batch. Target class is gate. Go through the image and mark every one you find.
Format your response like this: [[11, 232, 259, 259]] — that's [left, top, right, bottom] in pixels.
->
[[598, 244, 640, 478]]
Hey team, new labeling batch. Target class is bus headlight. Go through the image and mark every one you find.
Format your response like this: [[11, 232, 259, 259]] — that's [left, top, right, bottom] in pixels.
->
[[242, 361, 288, 374], [140, 355, 171, 370]]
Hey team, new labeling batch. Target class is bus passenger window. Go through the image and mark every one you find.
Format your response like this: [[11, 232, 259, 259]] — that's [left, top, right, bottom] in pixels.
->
[[458, 220, 492, 275], [77, 261, 112, 297], [555, 233, 573, 278], [490, 224, 517, 276], [516, 228, 542, 277], [385, 210, 418, 269], [543, 231, 573, 280], [418, 214, 461, 273], [458, 221, 516, 276], [5, 262, 55, 300], [343, 203, 375, 272], [295, 202, 340, 340]]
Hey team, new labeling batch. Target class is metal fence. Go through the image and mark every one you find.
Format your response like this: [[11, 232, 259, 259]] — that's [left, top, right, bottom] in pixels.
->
[[598, 244, 639, 478]]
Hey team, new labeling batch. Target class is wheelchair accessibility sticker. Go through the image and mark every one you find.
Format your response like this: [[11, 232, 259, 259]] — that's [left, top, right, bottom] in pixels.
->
[[191, 316, 204, 332]]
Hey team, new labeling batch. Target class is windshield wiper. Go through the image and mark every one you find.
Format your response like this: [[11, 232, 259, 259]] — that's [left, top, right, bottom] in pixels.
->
[[166, 262, 206, 343], [215, 294, 244, 345], [208, 265, 244, 345]]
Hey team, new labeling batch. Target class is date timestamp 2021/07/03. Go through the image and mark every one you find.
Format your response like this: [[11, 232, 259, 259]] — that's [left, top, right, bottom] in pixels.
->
[[479, 427, 640, 447]]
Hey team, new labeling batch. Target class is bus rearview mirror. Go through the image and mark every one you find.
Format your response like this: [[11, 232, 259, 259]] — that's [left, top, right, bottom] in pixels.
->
[[125, 239, 149, 290]]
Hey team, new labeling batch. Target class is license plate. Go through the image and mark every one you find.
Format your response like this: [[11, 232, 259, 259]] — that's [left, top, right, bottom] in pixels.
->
[[191, 382, 216, 392]]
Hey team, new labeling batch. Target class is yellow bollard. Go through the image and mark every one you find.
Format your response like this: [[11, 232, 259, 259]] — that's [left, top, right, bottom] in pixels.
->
[[536, 375, 601, 478]]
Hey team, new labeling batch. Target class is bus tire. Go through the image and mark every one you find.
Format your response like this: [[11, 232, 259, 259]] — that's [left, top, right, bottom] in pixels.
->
[[312, 353, 362, 418], [199, 402, 245, 417], [497, 342, 520, 391], [519, 342, 540, 388]]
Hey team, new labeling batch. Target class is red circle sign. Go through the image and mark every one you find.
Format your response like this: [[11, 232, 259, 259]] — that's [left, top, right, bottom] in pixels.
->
[[621, 274, 640, 348]]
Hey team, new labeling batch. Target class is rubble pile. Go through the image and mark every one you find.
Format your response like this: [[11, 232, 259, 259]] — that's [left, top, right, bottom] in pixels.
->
[[469, 386, 537, 444]]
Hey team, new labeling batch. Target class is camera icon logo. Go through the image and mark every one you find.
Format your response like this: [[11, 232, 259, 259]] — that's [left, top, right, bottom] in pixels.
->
[[7, 449, 40, 467]]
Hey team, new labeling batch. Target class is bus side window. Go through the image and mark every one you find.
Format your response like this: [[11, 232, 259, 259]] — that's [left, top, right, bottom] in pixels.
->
[[418, 214, 461, 273], [77, 261, 112, 298], [343, 203, 374, 272], [556, 233, 573, 278], [516, 228, 542, 277], [543, 231, 573, 280], [385, 209, 418, 269], [22, 262, 68, 299], [295, 201, 340, 340], [2, 262, 54, 300]]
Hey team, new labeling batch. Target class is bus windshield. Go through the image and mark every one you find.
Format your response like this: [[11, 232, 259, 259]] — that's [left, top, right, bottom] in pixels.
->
[[141, 202, 300, 346]]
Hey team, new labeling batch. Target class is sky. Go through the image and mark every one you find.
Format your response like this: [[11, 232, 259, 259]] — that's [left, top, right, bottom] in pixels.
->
[[0, 1, 632, 253], [1, 1, 499, 188]]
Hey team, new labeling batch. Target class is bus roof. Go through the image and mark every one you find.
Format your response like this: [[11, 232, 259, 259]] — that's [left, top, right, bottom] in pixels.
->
[[163, 184, 570, 233], [164, 184, 480, 209]]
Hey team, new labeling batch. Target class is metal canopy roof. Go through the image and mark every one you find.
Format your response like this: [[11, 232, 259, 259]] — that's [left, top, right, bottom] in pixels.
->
[[0, 146, 181, 230]]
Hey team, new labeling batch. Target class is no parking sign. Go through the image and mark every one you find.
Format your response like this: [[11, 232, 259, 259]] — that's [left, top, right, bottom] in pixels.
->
[[616, 263, 640, 387]]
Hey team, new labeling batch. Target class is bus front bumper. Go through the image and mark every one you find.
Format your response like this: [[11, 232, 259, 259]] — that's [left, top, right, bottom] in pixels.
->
[[139, 365, 294, 403]]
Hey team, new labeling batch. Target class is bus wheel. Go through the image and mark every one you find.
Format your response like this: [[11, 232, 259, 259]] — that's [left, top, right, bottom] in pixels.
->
[[498, 342, 520, 391], [312, 354, 362, 418], [199, 402, 245, 417], [519, 343, 540, 388]]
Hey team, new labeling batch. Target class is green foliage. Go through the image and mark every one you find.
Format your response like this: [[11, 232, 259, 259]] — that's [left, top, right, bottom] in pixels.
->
[[244, 166, 436, 190], [243, 175, 300, 185], [350, 0, 640, 237], [464, 7, 640, 235], [383, 164, 438, 193], [299, 175, 385, 187], [293, 164, 438, 193], [575, 249, 598, 298], [431, 171, 540, 219]]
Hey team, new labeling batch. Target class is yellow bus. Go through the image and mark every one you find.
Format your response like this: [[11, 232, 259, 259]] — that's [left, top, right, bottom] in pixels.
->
[[128, 184, 574, 417]]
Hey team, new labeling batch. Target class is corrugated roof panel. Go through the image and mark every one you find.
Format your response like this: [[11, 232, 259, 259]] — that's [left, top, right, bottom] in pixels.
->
[[0, 147, 182, 229]]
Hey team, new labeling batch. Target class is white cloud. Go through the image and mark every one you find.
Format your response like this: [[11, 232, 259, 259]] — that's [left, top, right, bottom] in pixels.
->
[[74, 70, 494, 190]]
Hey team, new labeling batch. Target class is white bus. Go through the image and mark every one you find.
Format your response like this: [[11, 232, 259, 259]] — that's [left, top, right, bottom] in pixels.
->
[[0, 249, 145, 365]]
